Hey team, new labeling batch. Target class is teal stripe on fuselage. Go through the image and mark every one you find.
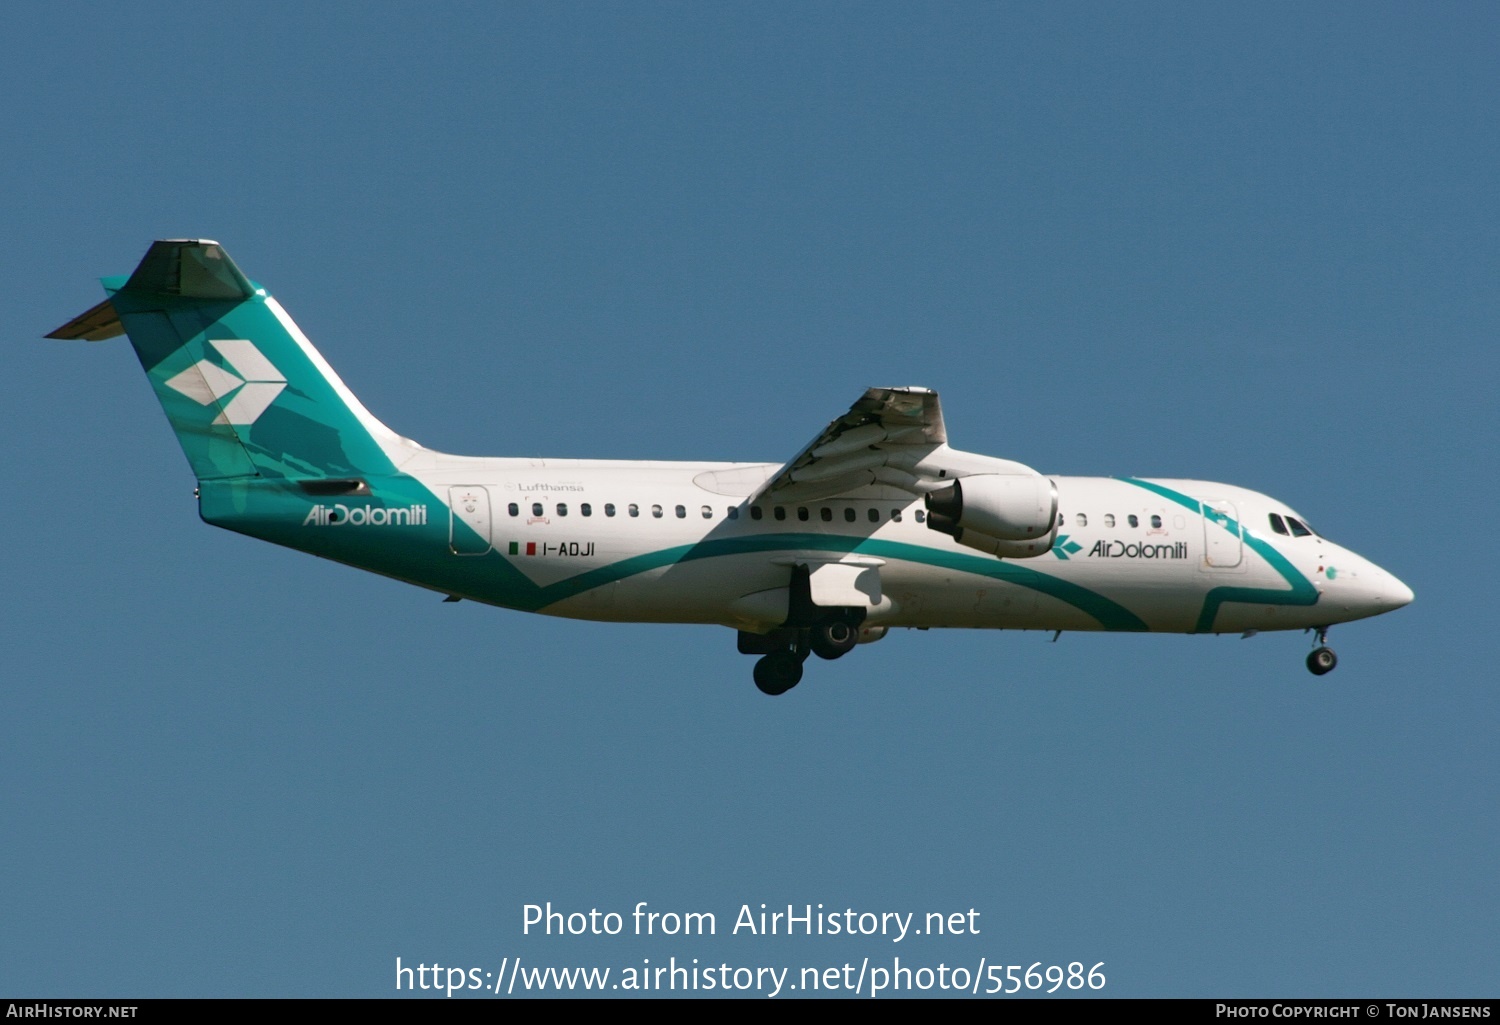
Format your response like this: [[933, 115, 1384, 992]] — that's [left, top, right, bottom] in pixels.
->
[[207, 476, 1150, 630], [529, 532, 1149, 631], [1117, 477, 1319, 632]]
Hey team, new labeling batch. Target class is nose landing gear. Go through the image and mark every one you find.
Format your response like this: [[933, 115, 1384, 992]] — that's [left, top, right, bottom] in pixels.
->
[[1306, 627, 1337, 676]]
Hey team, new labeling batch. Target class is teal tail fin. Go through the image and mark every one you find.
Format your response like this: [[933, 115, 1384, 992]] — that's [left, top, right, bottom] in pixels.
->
[[49, 239, 404, 482]]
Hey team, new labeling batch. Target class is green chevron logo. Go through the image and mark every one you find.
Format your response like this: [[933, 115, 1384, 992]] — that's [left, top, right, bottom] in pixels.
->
[[1052, 534, 1082, 560]]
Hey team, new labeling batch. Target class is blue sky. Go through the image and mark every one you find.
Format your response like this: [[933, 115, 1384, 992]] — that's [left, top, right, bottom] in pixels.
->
[[3, 2, 1495, 998]]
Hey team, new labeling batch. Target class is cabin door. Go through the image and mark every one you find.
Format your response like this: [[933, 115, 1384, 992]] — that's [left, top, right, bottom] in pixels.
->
[[449, 486, 492, 555], [1201, 499, 1243, 568]]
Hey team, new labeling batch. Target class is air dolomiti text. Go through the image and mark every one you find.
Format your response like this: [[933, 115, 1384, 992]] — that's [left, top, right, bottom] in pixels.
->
[[1087, 539, 1187, 559], [302, 503, 428, 527]]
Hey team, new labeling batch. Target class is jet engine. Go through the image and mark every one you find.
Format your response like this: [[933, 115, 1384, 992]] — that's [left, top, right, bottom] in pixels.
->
[[924, 474, 1058, 559]]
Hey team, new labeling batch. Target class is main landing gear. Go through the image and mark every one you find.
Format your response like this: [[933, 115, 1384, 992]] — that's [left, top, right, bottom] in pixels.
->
[[741, 614, 865, 696], [809, 618, 860, 661], [753, 649, 804, 696], [1306, 626, 1338, 676], [740, 563, 870, 695]]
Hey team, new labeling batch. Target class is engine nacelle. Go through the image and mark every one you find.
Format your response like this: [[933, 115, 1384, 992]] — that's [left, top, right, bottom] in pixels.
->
[[925, 473, 1058, 542], [950, 526, 1055, 560]]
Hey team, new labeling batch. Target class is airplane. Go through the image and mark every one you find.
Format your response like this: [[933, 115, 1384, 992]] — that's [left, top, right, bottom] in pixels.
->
[[49, 239, 1414, 695]]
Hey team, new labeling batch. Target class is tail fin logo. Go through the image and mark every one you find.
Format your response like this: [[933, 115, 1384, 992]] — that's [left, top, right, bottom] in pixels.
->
[[163, 339, 286, 425]]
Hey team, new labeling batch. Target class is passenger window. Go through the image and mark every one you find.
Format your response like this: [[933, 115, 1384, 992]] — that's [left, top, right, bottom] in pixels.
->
[[915, 510, 926, 523], [1057, 513, 1064, 526], [652, 504, 663, 518], [1103, 514, 1114, 527], [1269, 513, 1288, 536], [750, 506, 763, 521], [727, 506, 738, 520], [891, 510, 902, 522], [675, 505, 686, 518], [1076, 513, 1088, 527], [797, 507, 809, 521], [605, 503, 616, 517], [1287, 516, 1312, 538], [581, 503, 591, 517], [1151, 515, 1162, 528], [508, 502, 519, 517], [557, 503, 568, 516], [628, 503, 639, 517], [868, 508, 879, 523], [774, 506, 786, 521], [1128, 515, 1139, 528], [820, 507, 833, 522], [532, 502, 544, 517], [701, 505, 712, 519], [844, 508, 856, 523]]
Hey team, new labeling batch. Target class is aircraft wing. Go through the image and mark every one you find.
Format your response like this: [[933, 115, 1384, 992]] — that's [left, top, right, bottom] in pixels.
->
[[751, 386, 951, 505]]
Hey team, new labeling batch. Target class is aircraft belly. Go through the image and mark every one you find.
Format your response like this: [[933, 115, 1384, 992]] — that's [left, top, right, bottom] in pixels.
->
[[478, 512, 1311, 636], [544, 554, 788, 625], [1079, 581, 1200, 633], [880, 567, 1040, 629]]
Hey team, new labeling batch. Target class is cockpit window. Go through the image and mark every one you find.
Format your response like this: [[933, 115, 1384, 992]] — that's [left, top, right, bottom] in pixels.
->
[[1269, 513, 1289, 536], [1286, 516, 1312, 538]]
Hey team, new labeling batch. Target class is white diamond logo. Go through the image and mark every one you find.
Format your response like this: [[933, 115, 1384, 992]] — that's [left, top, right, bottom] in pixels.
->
[[162, 339, 286, 426]]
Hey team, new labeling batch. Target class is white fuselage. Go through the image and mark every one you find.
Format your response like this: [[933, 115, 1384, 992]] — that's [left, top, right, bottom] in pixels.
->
[[384, 452, 1411, 637]]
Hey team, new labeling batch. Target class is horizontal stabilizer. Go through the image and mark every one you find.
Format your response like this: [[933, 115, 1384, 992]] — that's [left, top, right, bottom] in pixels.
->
[[48, 240, 253, 341], [123, 239, 254, 300], [47, 298, 123, 341]]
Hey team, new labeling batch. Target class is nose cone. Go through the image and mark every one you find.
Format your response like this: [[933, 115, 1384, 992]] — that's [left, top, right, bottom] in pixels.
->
[[1383, 570, 1415, 609], [1326, 556, 1413, 621]]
